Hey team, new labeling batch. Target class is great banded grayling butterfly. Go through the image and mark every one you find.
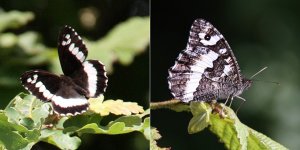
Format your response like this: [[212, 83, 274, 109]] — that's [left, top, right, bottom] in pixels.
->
[[168, 19, 252, 103], [21, 25, 108, 116]]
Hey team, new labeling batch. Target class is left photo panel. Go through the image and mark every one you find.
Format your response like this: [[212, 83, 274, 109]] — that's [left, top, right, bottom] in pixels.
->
[[0, 1, 149, 150]]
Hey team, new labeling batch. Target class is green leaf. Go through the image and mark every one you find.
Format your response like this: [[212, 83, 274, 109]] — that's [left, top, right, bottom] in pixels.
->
[[208, 104, 288, 150], [210, 111, 242, 149], [5, 93, 51, 128], [235, 118, 249, 150], [0, 33, 18, 48], [64, 111, 149, 136], [4, 93, 149, 149], [82, 116, 146, 134], [0, 113, 29, 150], [143, 117, 151, 140], [25, 129, 40, 142], [63, 114, 102, 132], [31, 103, 51, 126], [83, 16, 150, 73], [50, 17, 149, 74], [188, 102, 211, 134], [18, 32, 48, 55], [105, 17, 150, 65], [0, 10, 34, 32], [248, 127, 287, 150], [41, 130, 81, 150], [0, 113, 38, 150]]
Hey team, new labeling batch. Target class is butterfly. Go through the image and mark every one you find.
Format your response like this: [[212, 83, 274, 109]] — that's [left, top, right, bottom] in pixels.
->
[[20, 25, 108, 116], [168, 19, 252, 103]]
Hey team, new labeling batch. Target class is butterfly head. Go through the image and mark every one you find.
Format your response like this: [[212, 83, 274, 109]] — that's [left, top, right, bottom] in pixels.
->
[[241, 78, 252, 91]]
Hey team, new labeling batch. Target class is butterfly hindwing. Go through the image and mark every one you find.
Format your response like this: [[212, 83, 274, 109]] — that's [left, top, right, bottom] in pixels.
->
[[21, 70, 89, 116], [70, 60, 108, 98], [50, 79, 89, 116], [168, 19, 252, 102], [83, 60, 108, 97]]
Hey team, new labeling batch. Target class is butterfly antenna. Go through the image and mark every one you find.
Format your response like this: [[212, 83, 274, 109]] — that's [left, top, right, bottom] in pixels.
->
[[249, 66, 280, 85], [250, 66, 268, 79], [251, 79, 280, 85]]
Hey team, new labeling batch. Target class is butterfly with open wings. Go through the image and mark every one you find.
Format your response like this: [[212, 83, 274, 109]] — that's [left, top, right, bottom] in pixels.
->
[[20, 25, 108, 116]]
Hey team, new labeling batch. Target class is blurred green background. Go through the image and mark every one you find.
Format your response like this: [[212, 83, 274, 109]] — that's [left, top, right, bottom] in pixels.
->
[[152, 0, 300, 149], [0, 0, 149, 149]]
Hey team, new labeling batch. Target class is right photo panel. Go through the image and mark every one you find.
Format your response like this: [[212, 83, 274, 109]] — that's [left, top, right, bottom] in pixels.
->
[[151, 0, 299, 149]]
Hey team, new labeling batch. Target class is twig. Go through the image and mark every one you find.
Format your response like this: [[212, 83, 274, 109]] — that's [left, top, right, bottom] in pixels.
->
[[150, 99, 191, 112], [150, 99, 181, 109]]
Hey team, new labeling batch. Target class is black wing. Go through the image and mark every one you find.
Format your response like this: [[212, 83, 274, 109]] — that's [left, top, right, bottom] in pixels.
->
[[58, 25, 88, 76], [21, 70, 61, 102], [20, 70, 89, 116], [72, 60, 108, 98], [57, 25, 108, 98]]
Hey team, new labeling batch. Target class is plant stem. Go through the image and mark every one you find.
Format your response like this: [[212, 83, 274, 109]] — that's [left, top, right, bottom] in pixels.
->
[[150, 99, 181, 109], [150, 99, 192, 112]]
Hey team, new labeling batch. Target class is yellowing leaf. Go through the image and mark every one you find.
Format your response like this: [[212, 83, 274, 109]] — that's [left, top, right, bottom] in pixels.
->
[[150, 128, 170, 150], [89, 97, 144, 116]]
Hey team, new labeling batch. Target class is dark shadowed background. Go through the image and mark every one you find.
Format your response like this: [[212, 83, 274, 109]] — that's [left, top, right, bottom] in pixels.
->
[[0, 0, 149, 149], [151, 0, 300, 149]]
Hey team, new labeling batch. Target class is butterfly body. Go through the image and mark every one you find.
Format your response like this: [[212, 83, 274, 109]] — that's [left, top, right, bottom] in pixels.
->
[[21, 25, 108, 116], [168, 19, 251, 103]]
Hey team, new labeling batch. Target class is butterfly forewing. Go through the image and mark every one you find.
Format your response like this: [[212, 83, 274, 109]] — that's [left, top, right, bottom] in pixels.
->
[[58, 25, 88, 76], [168, 19, 252, 102], [21, 70, 61, 102]]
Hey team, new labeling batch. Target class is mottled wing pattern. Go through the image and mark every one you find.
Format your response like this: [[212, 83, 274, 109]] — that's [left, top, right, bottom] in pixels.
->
[[168, 19, 251, 102]]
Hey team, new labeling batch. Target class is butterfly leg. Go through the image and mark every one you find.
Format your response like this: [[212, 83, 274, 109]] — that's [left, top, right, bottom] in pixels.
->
[[220, 95, 232, 115], [223, 94, 232, 106], [229, 96, 234, 108], [235, 96, 246, 114], [236, 96, 246, 102]]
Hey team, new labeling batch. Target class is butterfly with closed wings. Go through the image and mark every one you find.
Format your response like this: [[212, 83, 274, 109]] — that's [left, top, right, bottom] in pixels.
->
[[168, 19, 252, 103], [21, 25, 108, 116]]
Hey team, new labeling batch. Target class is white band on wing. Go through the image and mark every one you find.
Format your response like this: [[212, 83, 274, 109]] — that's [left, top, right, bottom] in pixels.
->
[[83, 61, 98, 97]]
